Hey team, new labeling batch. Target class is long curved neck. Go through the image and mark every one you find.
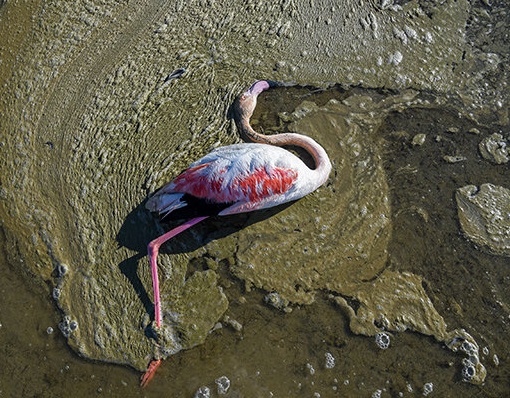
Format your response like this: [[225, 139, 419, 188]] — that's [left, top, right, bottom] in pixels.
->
[[233, 80, 332, 184], [236, 117, 332, 180]]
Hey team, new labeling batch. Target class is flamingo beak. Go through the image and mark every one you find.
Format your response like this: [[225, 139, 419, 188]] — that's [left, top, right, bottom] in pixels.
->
[[246, 80, 291, 96], [247, 80, 271, 96]]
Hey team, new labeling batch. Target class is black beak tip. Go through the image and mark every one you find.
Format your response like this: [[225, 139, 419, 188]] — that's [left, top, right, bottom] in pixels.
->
[[265, 80, 296, 88]]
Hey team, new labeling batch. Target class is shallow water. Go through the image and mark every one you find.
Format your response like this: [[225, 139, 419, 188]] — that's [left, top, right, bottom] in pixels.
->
[[1, 0, 510, 396], [2, 85, 510, 397]]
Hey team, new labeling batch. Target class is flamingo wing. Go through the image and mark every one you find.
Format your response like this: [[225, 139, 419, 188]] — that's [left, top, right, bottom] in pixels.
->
[[146, 144, 303, 217], [217, 164, 299, 215]]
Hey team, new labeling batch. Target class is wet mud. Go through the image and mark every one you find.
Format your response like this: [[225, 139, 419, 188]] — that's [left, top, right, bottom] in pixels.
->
[[1, 0, 509, 396]]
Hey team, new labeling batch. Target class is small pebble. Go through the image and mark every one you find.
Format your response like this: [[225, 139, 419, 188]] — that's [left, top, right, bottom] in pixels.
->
[[222, 315, 242, 332], [423, 382, 433, 396], [443, 155, 466, 163], [52, 288, 61, 300], [412, 133, 426, 146], [56, 263, 68, 277], [215, 376, 230, 395], [194, 386, 210, 398]]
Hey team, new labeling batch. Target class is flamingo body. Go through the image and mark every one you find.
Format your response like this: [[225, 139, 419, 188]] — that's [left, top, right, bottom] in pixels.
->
[[146, 142, 324, 218]]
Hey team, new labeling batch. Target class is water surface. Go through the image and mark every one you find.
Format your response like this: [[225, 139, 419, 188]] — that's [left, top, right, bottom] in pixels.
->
[[1, 0, 509, 396]]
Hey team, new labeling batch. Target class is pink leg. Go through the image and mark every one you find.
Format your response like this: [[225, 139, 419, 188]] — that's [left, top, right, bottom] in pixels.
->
[[140, 359, 162, 387], [147, 216, 208, 327]]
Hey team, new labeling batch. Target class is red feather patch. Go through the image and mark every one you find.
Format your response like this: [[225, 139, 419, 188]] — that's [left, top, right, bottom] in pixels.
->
[[233, 167, 298, 201], [172, 163, 298, 203]]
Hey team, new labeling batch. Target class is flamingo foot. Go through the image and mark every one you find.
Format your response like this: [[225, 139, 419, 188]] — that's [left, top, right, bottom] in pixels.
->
[[140, 359, 162, 387]]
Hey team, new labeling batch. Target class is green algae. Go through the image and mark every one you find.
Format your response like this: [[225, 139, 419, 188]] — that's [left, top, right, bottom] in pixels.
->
[[224, 96, 393, 304], [163, 270, 228, 350], [0, 0, 508, 391], [456, 184, 510, 257]]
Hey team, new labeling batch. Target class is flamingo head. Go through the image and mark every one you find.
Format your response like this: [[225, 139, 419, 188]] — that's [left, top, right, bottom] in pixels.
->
[[233, 80, 272, 122]]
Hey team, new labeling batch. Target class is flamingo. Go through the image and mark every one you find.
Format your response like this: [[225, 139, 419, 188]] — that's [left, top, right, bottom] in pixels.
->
[[140, 80, 332, 386]]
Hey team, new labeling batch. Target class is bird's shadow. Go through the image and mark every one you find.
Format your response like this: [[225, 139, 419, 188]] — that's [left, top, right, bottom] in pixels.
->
[[116, 199, 294, 320]]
